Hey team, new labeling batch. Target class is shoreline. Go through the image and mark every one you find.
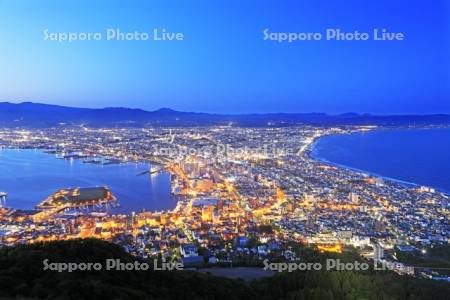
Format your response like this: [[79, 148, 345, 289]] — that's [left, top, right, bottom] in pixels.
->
[[0, 149, 177, 214], [306, 127, 450, 195]]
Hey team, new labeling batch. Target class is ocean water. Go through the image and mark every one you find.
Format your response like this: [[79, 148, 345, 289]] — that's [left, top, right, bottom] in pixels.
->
[[0, 149, 177, 213], [311, 128, 450, 192]]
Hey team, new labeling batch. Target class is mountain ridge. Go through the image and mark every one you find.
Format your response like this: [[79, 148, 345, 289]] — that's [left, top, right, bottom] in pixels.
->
[[1, 101, 449, 127]]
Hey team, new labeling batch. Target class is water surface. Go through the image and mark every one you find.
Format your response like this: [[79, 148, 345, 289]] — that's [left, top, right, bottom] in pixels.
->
[[0, 149, 176, 213], [312, 128, 450, 192]]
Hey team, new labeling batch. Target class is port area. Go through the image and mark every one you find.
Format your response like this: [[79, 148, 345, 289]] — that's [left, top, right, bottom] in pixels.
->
[[32, 187, 117, 222]]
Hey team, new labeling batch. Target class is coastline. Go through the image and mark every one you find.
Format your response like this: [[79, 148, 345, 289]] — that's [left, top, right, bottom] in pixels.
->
[[306, 127, 450, 195], [0, 149, 177, 213]]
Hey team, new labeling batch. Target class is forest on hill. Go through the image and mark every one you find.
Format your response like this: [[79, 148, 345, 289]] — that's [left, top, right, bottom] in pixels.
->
[[0, 239, 449, 300]]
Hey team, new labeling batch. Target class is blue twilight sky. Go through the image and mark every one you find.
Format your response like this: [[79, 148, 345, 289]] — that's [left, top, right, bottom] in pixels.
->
[[0, 0, 448, 114]]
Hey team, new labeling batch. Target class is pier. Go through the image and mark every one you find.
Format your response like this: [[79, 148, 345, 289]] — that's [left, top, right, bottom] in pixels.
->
[[33, 187, 117, 222], [137, 165, 165, 176]]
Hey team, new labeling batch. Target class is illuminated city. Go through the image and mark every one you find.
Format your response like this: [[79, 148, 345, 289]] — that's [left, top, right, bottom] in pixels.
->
[[0, 0, 449, 298], [0, 125, 448, 279]]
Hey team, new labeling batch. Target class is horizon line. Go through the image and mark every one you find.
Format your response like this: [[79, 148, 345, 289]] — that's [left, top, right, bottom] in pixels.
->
[[1, 101, 450, 117]]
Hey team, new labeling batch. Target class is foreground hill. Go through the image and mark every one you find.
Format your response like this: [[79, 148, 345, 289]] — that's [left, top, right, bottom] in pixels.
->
[[0, 239, 449, 300], [1, 102, 450, 127], [0, 239, 254, 299]]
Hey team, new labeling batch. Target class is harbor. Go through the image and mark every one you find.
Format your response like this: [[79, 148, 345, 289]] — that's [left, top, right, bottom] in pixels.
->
[[0, 149, 176, 214]]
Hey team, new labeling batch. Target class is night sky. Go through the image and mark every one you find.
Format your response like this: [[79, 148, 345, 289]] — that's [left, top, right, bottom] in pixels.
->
[[0, 0, 448, 114]]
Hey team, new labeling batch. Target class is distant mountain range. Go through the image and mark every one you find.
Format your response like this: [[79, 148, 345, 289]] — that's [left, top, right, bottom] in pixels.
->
[[1, 102, 449, 127]]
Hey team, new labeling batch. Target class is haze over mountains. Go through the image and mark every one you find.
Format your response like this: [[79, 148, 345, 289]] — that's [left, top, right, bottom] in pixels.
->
[[1, 102, 449, 127]]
